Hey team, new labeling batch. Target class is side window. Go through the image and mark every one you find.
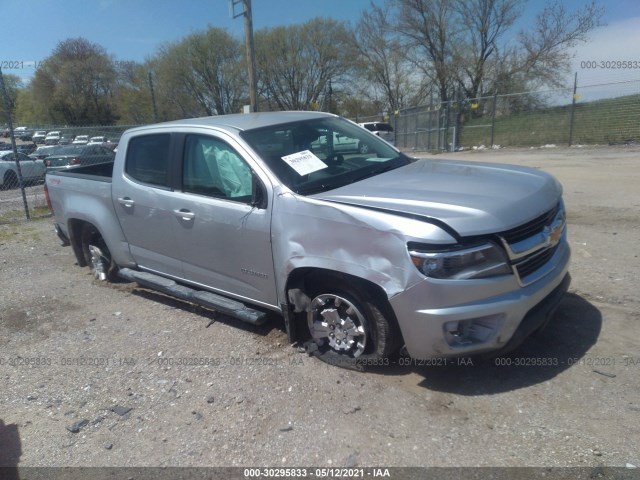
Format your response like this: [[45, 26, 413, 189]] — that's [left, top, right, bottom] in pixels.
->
[[183, 135, 253, 203], [125, 134, 170, 187]]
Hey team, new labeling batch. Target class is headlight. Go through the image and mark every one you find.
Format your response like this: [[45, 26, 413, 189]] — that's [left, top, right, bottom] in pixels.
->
[[409, 242, 512, 280]]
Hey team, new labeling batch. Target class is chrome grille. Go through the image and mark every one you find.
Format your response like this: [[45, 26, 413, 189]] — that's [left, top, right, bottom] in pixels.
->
[[497, 202, 565, 286], [500, 203, 560, 243], [514, 243, 559, 280]]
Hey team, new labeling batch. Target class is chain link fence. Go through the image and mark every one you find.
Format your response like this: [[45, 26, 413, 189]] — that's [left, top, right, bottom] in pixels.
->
[[393, 74, 640, 152], [0, 124, 128, 224], [3, 68, 639, 223]]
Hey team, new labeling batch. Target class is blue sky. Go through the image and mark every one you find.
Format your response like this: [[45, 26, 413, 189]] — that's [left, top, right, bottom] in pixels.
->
[[2, 0, 640, 91]]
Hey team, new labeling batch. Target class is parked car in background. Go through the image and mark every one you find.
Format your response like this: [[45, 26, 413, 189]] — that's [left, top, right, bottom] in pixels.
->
[[43, 144, 115, 172], [16, 144, 37, 155], [72, 135, 90, 145], [1, 128, 10, 138], [45, 131, 61, 145], [59, 137, 71, 145], [14, 127, 33, 141], [32, 131, 47, 144], [0, 151, 46, 188], [88, 136, 107, 145], [311, 130, 370, 154], [359, 122, 395, 145], [30, 145, 65, 160], [103, 139, 119, 151]]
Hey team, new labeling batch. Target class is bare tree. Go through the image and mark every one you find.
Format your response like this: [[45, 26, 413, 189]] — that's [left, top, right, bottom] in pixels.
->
[[351, 1, 421, 114], [152, 28, 246, 118], [113, 61, 155, 124], [396, 0, 459, 102], [255, 18, 352, 111], [516, 1, 603, 87], [395, 0, 604, 102], [454, 0, 523, 99]]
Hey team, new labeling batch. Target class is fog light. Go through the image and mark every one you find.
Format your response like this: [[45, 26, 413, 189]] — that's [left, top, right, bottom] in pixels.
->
[[443, 314, 505, 347]]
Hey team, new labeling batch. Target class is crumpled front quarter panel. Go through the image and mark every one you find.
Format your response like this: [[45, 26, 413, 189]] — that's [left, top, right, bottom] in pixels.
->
[[271, 190, 455, 303]]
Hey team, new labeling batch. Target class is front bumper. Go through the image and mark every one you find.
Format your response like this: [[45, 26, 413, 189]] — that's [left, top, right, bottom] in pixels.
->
[[390, 240, 570, 359]]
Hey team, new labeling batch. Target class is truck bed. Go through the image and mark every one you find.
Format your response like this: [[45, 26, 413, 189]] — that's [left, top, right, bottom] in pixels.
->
[[46, 161, 114, 182]]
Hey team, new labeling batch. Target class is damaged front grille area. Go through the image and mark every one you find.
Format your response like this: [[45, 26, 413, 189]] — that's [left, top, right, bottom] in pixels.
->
[[501, 203, 560, 244], [497, 202, 566, 286]]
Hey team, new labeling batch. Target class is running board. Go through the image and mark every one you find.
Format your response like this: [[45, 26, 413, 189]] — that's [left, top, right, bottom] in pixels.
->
[[118, 268, 268, 325]]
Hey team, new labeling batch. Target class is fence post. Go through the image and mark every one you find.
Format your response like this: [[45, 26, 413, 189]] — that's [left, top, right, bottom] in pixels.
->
[[0, 67, 31, 220], [568, 72, 578, 146], [427, 97, 433, 151], [443, 101, 450, 151], [490, 92, 498, 147]]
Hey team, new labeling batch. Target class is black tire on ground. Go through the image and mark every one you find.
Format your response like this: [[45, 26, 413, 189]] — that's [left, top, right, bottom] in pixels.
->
[[80, 223, 118, 281], [3, 170, 17, 190], [304, 279, 400, 362]]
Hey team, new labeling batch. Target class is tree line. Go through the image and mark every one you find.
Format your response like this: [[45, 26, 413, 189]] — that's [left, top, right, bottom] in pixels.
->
[[5, 0, 603, 127]]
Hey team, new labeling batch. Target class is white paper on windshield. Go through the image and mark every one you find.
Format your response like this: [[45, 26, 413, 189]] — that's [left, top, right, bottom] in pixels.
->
[[281, 150, 327, 176]]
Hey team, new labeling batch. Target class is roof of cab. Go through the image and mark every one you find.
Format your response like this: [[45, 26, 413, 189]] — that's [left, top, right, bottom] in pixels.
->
[[125, 111, 337, 136]]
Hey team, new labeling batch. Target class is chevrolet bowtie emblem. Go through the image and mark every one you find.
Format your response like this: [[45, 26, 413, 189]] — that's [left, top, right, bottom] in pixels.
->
[[545, 221, 564, 246]]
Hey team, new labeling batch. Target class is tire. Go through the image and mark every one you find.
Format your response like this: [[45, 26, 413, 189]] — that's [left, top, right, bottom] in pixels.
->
[[304, 279, 400, 362], [80, 224, 118, 281], [2, 170, 17, 190], [358, 142, 370, 154]]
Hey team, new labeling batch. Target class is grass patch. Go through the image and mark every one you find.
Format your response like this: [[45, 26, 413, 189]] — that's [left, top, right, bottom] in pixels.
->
[[0, 207, 52, 225], [460, 93, 640, 147]]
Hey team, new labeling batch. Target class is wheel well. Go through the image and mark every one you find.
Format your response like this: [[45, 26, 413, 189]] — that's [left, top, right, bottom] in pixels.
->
[[285, 267, 401, 343], [67, 219, 101, 267]]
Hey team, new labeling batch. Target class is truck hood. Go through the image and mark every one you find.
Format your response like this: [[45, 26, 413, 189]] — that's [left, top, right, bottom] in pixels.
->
[[312, 159, 562, 238]]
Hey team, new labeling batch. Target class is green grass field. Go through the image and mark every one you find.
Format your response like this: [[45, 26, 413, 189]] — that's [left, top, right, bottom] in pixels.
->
[[459, 94, 640, 148]]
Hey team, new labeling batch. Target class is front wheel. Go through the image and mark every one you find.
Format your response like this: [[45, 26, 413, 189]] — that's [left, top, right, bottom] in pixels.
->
[[80, 224, 118, 281], [305, 281, 400, 363]]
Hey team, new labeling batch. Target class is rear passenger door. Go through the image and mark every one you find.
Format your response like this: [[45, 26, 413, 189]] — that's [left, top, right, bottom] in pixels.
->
[[112, 133, 184, 277], [172, 133, 277, 308]]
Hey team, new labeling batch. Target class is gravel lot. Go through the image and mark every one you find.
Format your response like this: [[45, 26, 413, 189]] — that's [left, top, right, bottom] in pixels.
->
[[1, 145, 639, 471]]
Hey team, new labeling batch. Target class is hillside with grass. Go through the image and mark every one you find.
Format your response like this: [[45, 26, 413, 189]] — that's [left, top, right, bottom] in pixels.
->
[[460, 93, 640, 148]]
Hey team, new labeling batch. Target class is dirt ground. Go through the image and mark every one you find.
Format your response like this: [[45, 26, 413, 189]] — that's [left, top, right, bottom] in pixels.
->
[[0, 145, 639, 472]]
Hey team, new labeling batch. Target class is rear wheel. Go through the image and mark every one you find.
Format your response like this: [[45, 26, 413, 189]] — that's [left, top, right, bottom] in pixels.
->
[[80, 224, 118, 281], [2, 170, 17, 190], [304, 280, 400, 363]]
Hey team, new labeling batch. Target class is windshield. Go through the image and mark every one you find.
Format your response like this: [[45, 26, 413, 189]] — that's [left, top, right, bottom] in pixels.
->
[[241, 116, 411, 195]]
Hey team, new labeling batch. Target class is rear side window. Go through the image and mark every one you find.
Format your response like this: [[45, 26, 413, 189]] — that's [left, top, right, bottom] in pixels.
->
[[125, 134, 170, 187]]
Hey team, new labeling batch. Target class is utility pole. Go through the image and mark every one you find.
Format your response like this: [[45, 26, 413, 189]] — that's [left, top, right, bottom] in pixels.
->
[[231, 0, 258, 112], [148, 71, 159, 122]]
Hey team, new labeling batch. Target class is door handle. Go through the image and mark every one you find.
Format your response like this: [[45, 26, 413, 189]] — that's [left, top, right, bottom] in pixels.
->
[[174, 209, 195, 221], [117, 197, 135, 208]]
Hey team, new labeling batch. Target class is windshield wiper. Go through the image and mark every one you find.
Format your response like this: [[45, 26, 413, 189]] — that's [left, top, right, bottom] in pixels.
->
[[295, 183, 334, 195], [346, 161, 404, 185]]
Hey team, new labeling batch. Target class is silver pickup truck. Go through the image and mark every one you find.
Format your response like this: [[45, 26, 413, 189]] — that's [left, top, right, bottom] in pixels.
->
[[45, 112, 570, 368]]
